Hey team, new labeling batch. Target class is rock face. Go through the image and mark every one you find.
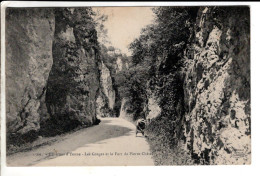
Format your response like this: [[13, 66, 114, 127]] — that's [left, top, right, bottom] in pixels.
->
[[100, 62, 116, 110], [183, 7, 250, 164], [6, 7, 102, 145], [45, 8, 100, 129], [96, 61, 116, 118], [146, 94, 161, 121], [6, 8, 55, 140]]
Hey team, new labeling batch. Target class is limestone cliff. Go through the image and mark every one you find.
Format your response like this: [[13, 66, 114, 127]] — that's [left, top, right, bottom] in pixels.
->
[[96, 61, 116, 118], [45, 8, 100, 130], [6, 8, 55, 142], [183, 7, 250, 164], [6, 7, 101, 145], [101, 62, 115, 110]]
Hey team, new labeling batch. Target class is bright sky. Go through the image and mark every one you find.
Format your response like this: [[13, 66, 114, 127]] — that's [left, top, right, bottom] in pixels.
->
[[94, 7, 155, 56]]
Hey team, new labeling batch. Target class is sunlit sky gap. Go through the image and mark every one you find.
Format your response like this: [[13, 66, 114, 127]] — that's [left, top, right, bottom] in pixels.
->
[[94, 7, 155, 56]]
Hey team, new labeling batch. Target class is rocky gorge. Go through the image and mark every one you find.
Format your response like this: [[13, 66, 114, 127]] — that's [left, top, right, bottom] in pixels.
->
[[6, 8, 116, 146], [141, 6, 250, 165], [5, 6, 250, 165], [6, 8, 56, 143], [181, 7, 250, 165]]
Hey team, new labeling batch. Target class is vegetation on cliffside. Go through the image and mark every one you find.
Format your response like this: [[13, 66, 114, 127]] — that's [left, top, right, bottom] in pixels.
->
[[121, 6, 250, 165], [6, 6, 250, 165], [125, 7, 199, 165]]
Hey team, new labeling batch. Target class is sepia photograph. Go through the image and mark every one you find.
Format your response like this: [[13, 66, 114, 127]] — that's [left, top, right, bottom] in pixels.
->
[[2, 2, 252, 169]]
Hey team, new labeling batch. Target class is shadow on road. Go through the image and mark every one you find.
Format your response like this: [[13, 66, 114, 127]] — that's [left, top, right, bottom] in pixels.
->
[[7, 118, 134, 166]]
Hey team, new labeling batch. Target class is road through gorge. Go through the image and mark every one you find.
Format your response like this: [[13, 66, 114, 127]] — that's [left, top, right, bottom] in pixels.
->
[[7, 118, 154, 166]]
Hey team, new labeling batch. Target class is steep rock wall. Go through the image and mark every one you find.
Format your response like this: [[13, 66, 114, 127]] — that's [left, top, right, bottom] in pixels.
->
[[183, 7, 250, 165], [96, 61, 116, 118], [100, 61, 115, 110], [45, 8, 100, 129], [6, 8, 55, 141], [102, 54, 122, 117], [96, 91, 107, 118]]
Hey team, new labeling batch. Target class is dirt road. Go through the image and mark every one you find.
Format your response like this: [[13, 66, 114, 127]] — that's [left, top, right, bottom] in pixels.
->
[[7, 118, 154, 166]]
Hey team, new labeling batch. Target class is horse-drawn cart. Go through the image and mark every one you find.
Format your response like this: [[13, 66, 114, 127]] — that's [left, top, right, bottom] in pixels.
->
[[135, 119, 146, 136]]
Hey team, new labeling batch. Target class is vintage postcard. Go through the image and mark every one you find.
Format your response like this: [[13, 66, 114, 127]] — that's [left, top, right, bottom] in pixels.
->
[[2, 4, 250, 168]]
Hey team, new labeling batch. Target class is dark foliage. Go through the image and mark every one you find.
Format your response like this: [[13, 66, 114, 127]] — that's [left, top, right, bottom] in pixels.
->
[[127, 7, 199, 165]]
